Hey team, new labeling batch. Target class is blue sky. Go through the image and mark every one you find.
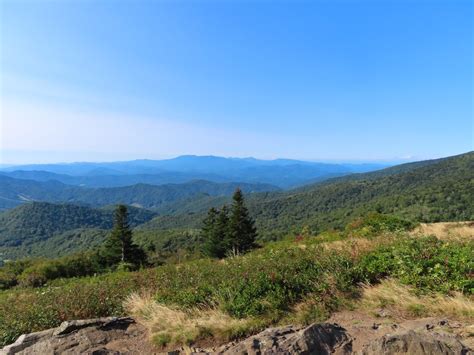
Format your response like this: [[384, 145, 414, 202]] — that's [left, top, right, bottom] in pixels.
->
[[1, 0, 472, 164]]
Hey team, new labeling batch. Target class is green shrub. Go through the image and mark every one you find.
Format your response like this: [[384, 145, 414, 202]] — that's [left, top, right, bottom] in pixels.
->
[[0, 269, 161, 346], [345, 213, 415, 237], [0, 270, 17, 289], [357, 236, 474, 294]]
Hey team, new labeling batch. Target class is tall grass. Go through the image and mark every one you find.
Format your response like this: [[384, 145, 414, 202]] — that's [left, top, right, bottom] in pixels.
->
[[360, 279, 474, 320]]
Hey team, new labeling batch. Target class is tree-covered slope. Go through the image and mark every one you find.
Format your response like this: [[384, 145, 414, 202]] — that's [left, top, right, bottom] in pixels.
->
[[251, 151, 473, 238], [0, 176, 279, 210], [0, 202, 156, 249], [143, 152, 474, 239]]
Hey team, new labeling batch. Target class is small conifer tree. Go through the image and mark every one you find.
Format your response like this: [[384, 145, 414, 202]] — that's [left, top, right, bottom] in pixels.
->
[[201, 189, 257, 258], [202, 206, 230, 258], [101, 204, 146, 268], [227, 188, 257, 255]]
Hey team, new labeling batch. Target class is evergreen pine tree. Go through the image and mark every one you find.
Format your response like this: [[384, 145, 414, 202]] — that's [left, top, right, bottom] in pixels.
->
[[201, 207, 218, 257], [101, 204, 146, 268], [202, 207, 229, 258], [214, 206, 230, 257], [228, 188, 257, 255]]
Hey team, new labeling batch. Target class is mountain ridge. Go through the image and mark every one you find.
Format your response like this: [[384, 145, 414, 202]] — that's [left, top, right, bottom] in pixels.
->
[[0, 176, 278, 210], [0, 155, 389, 188]]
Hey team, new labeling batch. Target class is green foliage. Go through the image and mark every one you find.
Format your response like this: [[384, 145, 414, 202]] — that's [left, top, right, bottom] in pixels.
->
[[133, 228, 202, 265], [0, 269, 160, 346], [357, 236, 474, 294], [345, 212, 415, 237], [0, 202, 155, 260], [0, 228, 108, 260], [145, 152, 474, 241], [201, 189, 257, 258], [0, 174, 279, 211], [0, 252, 102, 289], [201, 207, 229, 258], [227, 189, 258, 255], [0, 206, 149, 290], [0, 228, 472, 347], [100, 205, 147, 268]]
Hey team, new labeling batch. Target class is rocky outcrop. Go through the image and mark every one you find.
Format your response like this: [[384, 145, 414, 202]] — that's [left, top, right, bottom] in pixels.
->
[[0, 317, 152, 355], [358, 330, 473, 355], [2, 318, 472, 354], [217, 323, 353, 354]]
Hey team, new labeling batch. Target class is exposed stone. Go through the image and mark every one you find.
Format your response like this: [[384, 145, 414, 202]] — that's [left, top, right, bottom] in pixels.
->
[[217, 323, 353, 355], [0, 317, 154, 355], [2, 317, 473, 355], [358, 330, 473, 355]]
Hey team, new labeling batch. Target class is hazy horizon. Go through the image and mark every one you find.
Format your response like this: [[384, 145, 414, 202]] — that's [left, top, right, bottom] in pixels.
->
[[2, 151, 472, 168], [1, 1, 472, 165]]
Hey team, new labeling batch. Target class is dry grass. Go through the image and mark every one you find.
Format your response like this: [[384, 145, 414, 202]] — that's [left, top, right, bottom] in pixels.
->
[[359, 279, 474, 321], [320, 235, 393, 260], [411, 222, 474, 241], [124, 292, 260, 349]]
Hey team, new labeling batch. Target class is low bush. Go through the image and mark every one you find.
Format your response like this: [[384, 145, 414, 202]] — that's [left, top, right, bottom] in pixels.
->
[[357, 236, 474, 294], [1, 252, 104, 289], [345, 212, 415, 237], [0, 269, 161, 346]]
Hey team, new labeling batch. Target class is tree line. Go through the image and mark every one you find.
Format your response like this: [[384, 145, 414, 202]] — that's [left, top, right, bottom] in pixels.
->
[[0, 189, 257, 288], [201, 188, 257, 258]]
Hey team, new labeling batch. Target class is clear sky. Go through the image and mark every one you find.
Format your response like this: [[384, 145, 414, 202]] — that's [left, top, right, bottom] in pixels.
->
[[1, 0, 472, 164]]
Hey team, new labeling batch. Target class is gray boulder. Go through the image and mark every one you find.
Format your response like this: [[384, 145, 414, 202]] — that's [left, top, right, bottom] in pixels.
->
[[358, 330, 473, 355], [218, 323, 353, 355], [0, 317, 151, 355]]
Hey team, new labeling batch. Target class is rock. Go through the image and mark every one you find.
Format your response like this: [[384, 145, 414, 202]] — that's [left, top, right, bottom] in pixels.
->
[[358, 330, 473, 355], [3, 317, 473, 355], [0, 317, 152, 355], [218, 323, 352, 354]]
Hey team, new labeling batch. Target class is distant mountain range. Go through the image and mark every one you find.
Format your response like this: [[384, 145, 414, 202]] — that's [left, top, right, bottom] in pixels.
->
[[0, 176, 278, 210], [0, 152, 471, 260], [0, 155, 388, 188]]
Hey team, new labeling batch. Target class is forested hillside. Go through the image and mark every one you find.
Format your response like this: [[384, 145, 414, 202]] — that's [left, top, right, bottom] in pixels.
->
[[0, 203, 155, 249], [143, 152, 474, 239], [0, 176, 278, 210]]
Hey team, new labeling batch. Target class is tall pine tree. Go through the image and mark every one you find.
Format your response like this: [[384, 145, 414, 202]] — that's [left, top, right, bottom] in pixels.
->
[[101, 204, 146, 268], [202, 206, 230, 258], [228, 188, 257, 255]]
